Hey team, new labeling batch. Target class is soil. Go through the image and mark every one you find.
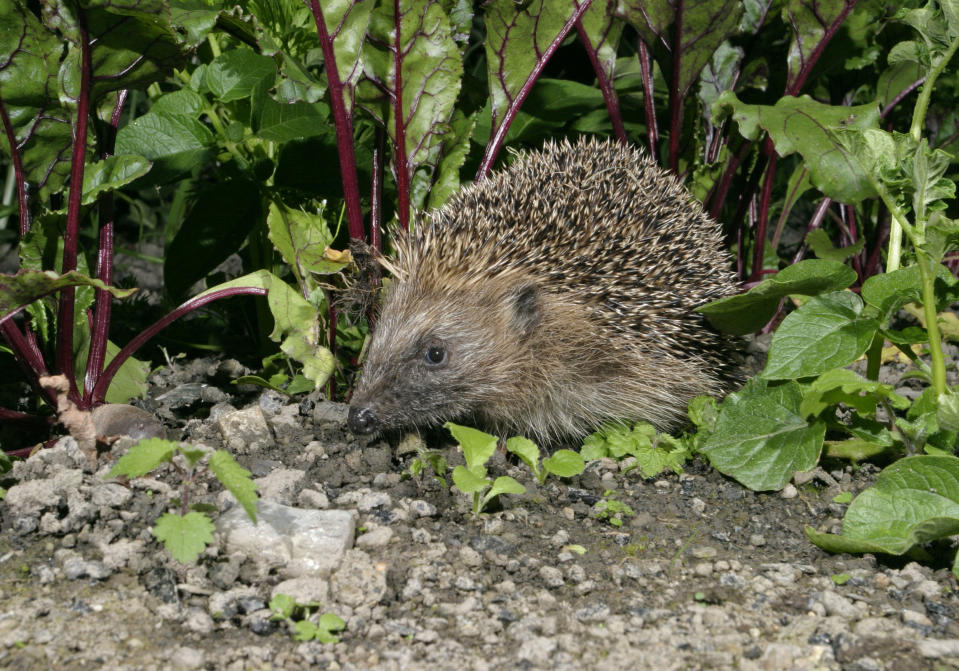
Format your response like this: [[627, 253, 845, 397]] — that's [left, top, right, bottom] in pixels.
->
[[2, 354, 959, 671]]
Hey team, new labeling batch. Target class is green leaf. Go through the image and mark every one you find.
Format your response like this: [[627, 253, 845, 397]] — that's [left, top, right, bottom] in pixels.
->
[[0, 0, 72, 198], [107, 438, 177, 478], [806, 229, 865, 263], [208, 450, 258, 523], [314, 0, 372, 113], [0, 269, 136, 324], [939, 391, 959, 432], [487, 475, 525, 499], [542, 450, 586, 478], [451, 465, 490, 494], [266, 202, 344, 287], [114, 111, 214, 185], [763, 292, 878, 380], [687, 396, 719, 432], [697, 259, 858, 335], [621, 0, 742, 99], [206, 47, 277, 102], [75, 154, 152, 205], [445, 422, 498, 472], [807, 456, 959, 556], [318, 612, 346, 633], [701, 378, 826, 491], [483, 0, 581, 137], [293, 620, 318, 641], [505, 436, 541, 477], [799, 368, 910, 419], [714, 93, 882, 203], [861, 266, 924, 323], [269, 593, 296, 619], [152, 511, 215, 564]]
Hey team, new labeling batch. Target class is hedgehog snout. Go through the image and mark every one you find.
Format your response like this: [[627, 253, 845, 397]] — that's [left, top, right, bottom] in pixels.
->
[[347, 404, 378, 435]]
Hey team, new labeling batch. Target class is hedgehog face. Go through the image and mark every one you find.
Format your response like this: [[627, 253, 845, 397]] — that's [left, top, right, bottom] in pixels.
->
[[347, 279, 542, 436]]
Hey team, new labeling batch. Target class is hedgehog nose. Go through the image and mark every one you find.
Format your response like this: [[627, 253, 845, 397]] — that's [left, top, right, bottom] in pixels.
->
[[348, 405, 378, 435]]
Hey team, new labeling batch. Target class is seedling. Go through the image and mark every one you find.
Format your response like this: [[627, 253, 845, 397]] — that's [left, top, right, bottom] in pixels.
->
[[404, 447, 449, 489], [445, 422, 525, 516], [592, 490, 635, 528], [581, 422, 691, 478], [269, 593, 346, 643], [505, 437, 585, 484], [107, 438, 258, 563]]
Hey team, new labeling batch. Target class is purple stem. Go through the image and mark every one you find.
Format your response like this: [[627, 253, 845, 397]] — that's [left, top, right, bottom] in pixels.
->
[[476, 0, 593, 179], [83, 90, 128, 402], [639, 39, 658, 158], [770, 165, 808, 250], [391, 0, 411, 230], [880, 77, 925, 119], [784, 1, 858, 96], [863, 209, 889, 278], [0, 97, 29, 237], [56, 18, 93, 402], [574, 14, 627, 144], [708, 139, 749, 220], [308, 0, 366, 242], [90, 287, 267, 404], [749, 153, 777, 282], [667, 0, 685, 173], [843, 204, 864, 282]]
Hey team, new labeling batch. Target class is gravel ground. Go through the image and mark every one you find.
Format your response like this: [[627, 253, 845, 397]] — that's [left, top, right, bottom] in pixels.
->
[[2, 355, 959, 671]]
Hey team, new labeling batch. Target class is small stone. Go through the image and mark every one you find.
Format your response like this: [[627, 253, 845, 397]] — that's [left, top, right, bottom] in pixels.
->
[[539, 566, 565, 588], [694, 562, 714, 577], [91, 483, 133, 507], [690, 545, 718, 560], [749, 534, 766, 547], [183, 608, 215, 635], [902, 608, 933, 629], [690, 497, 706, 515], [458, 546, 483, 568], [330, 550, 388, 607], [780, 484, 798, 499], [550, 529, 570, 546], [254, 468, 306, 505], [819, 590, 857, 618], [356, 527, 394, 549], [409, 500, 438, 518], [169, 646, 205, 670], [918, 639, 959, 658], [297, 488, 330, 509], [217, 406, 274, 453], [272, 577, 329, 604]]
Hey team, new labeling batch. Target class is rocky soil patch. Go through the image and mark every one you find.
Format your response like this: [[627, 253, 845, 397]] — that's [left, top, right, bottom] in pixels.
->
[[2, 356, 959, 671]]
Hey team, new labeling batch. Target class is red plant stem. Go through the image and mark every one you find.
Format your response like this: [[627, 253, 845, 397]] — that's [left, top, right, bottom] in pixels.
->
[[749, 153, 777, 282], [476, 0, 593, 179], [392, 0, 411, 230], [308, 0, 366, 242], [843, 203, 864, 282], [0, 321, 56, 407], [667, 0, 685, 173], [863, 208, 890, 277], [574, 15, 627, 144], [84, 90, 128, 401], [708, 139, 750, 220], [90, 287, 268, 404], [0, 97, 29, 237], [770, 166, 808, 250], [639, 39, 658, 158], [791, 197, 832, 266], [880, 77, 925, 118], [56, 19, 93, 402], [784, 1, 858, 95]]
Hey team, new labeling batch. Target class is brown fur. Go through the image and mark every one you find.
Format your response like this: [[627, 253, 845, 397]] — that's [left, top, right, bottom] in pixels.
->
[[348, 138, 741, 444]]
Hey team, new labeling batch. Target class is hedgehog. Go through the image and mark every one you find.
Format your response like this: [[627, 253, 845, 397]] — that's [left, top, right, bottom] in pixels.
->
[[347, 137, 741, 445]]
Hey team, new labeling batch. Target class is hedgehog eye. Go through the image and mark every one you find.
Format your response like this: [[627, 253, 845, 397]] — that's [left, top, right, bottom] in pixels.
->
[[424, 345, 447, 366]]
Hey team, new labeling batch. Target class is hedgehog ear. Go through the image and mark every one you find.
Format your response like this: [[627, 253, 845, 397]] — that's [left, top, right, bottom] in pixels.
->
[[508, 282, 540, 336]]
